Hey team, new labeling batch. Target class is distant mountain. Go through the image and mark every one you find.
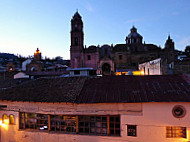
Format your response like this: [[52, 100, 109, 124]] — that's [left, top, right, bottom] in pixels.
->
[[0, 53, 17, 59]]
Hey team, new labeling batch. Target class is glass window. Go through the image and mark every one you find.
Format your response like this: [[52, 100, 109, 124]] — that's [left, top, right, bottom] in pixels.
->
[[166, 126, 186, 138], [19, 112, 48, 131], [78, 115, 120, 136], [127, 125, 137, 137], [50, 115, 76, 133], [19, 113, 120, 136]]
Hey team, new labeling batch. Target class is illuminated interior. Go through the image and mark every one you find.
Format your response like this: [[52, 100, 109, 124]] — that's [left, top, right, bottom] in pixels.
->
[[0, 119, 9, 130], [115, 70, 144, 76], [34, 48, 40, 54]]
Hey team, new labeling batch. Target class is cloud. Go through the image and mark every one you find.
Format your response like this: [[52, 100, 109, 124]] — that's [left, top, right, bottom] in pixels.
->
[[172, 11, 179, 16], [85, 2, 94, 12]]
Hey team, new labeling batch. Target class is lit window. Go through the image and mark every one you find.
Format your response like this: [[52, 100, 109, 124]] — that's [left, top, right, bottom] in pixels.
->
[[9, 114, 14, 125], [127, 125, 137, 137], [19, 113, 48, 130], [166, 126, 186, 138], [2, 114, 8, 124]]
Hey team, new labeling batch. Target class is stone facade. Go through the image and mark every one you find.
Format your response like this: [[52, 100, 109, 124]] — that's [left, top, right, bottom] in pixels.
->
[[70, 12, 175, 75]]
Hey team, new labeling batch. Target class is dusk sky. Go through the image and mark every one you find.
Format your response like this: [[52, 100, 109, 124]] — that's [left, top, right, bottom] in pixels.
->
[[0, 0, 190, 59]]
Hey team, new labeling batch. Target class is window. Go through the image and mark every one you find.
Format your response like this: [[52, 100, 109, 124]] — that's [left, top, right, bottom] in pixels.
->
[[19, 112, 48, 130], [105, 48, 108, 55], [50, 115, 76, 133], [87, 55, 91, 60], [2, 114, 8, 124], [9, 114, 14, 125], [79, 116, 108, 135], [172, 105, 186, 118], [78, 115, 120, 136], [74, 70, 80, 75], [119, 55, 122, 60], [19, 113, 120, 136], [166, 126, 186, 138], [110, 116, 120, 136], [75, 37, 78, 46], [127, 125, 137, 137]]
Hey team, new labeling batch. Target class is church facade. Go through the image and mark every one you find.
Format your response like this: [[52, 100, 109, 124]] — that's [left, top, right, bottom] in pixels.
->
[[70, 11, 175, 75]]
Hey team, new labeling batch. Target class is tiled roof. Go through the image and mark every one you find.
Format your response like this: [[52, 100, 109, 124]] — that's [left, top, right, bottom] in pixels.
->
[[0, 75, 190, 103], [76, 75, 190, 103], [0, 79, 29, 89], [113, 44, 128, 52], [0, 77, 86, 103]]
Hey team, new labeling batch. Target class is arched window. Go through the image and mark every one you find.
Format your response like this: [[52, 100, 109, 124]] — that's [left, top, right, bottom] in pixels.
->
[[2, 114, 8, 124], [9, 114, 14, 125]]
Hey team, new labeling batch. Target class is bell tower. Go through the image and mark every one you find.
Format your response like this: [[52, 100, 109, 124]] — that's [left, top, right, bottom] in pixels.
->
[[164, 35, 175, 64], [70, 11, 84, 68]]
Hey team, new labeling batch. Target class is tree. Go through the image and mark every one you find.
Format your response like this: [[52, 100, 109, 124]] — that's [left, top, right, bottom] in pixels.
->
[[185, 46, 190, 57]]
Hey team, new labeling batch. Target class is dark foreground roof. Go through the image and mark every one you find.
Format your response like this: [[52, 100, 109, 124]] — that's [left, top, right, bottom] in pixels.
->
[[76, 75, 190, 103], [0, 77, 86, 103], [0, 75, 190, 103]]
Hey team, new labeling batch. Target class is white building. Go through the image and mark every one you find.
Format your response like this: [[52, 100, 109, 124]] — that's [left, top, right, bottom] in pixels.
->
[[0, 75, 190, 142], [22, 59, 32, 71], [139, 58, 162, 75]]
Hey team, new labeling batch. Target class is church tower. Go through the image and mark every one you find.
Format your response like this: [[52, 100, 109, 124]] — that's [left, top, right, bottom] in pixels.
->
[[70, 11, 84, 68], [164, 35, 175, 64]]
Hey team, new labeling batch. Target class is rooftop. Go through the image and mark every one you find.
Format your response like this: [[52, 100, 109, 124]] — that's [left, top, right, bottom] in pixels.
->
[[0, 75, 189, 104]]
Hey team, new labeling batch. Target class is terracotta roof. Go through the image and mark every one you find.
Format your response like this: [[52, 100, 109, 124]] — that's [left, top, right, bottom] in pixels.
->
[[0, 79, 29, 89], [76, 75, 190, 103], [0, 75, 190, 103], [0, 77, 86, 103]]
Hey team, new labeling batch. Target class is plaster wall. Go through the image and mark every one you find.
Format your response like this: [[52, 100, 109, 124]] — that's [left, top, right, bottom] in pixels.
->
[[0, 102, 190, 142]]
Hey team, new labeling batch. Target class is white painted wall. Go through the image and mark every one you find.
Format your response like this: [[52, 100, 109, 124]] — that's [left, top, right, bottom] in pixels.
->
[[14, 72, 29, 79], [22, 59, 32, 71], [139, 58, 162, 75], [0, 101, 189, 142]]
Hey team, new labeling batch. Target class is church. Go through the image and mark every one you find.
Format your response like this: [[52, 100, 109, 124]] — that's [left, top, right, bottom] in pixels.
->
[[70, 11, 175, 75]]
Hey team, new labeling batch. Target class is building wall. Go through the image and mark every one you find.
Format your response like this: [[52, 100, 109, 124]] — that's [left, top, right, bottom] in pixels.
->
[[84, 52, 99, 69], [139, 58, 162, 75], [0, 101, 189, 142]]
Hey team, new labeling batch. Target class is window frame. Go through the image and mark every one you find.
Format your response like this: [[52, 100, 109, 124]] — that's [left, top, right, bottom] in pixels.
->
[[19, 113, 120, 137], [166, 126, 186, 138], [127, 125, 137, 137]]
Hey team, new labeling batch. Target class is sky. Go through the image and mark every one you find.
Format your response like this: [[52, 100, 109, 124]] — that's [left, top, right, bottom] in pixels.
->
[[0, 0, 190, 59]]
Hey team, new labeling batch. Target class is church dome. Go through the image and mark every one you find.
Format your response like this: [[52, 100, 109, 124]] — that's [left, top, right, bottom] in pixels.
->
[[126, 26, 143, 44], [127, 26, 142, 38]]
